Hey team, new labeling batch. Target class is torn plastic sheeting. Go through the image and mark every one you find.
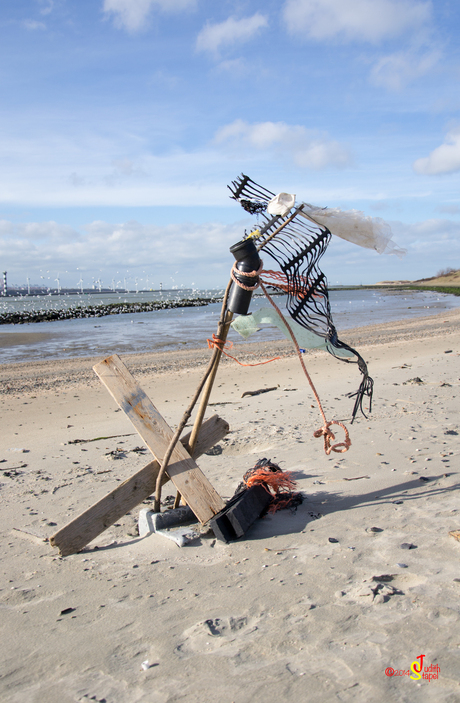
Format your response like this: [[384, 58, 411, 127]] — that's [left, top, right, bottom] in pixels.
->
[[231, 307, 354, 359], [300, 206, 406, 258], [264, 190, 405, 258]]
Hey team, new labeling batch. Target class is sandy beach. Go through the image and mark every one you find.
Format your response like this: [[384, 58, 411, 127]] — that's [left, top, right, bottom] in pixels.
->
[[1, 308, 460, 702]]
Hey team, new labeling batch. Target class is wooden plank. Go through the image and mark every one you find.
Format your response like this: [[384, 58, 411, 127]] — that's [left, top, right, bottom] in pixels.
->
[[93, 354, 226, 522], [50, 415, 229, 557]]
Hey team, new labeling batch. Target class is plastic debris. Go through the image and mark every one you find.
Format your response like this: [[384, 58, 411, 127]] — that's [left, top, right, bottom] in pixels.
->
[[231, 307, 354, 359]]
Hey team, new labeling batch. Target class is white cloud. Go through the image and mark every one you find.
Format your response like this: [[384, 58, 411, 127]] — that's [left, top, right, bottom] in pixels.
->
[[39, 1, 54, 15], [370, 48, 440, 90], [436, 203, 460, 215], [0, 219, 244, 288], [196, 14, 268, 55], [103, 0, 196, 32], [325, 216, 460, 281], [413, 129, 460, 175], [390, 219, 460, 257], [24, 20, 47, 30], [3, 215, 459, 289], [283, 0, 431, 43], [215, 119, 352, 170]]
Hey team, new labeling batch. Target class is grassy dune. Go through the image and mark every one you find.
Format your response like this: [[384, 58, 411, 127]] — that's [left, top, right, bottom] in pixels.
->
[[413, 268, 460, 287]]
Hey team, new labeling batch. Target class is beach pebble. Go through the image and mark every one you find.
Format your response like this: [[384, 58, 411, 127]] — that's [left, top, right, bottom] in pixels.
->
[[328, 537, 339, 543], [400, 543, 416, 550], [366, 526, 383, 533], [396, 563, 408, 568]]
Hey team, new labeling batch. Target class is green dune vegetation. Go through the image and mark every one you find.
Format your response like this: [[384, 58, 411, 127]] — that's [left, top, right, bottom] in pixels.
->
[[410, 268, 460, 295], [374, 269, 460, 295]]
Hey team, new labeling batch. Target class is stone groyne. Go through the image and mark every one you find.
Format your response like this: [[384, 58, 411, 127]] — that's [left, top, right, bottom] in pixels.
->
[[0, 296, 221, 325]]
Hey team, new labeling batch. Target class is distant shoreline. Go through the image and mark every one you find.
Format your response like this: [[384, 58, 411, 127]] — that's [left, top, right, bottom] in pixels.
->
[[2, 284, 459, 326], [1, 306, 459, 396]]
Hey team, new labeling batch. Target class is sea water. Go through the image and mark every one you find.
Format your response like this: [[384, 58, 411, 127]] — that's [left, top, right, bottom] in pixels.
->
[[0, 288, 458, 364]]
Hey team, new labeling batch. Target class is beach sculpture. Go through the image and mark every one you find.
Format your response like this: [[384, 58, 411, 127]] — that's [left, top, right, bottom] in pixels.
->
[[50, 175, 405, 554], [226, 174, 397, 422]]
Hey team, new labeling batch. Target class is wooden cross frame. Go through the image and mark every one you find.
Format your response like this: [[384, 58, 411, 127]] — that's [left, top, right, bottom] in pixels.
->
[[50, 354, 228, 557]]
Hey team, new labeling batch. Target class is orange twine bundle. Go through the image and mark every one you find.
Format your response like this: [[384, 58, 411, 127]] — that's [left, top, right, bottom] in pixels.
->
[[244, 465, 301, 513]]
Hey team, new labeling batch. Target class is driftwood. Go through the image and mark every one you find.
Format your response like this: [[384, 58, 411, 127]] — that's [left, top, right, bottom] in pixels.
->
[[241, 386, 279, 398], [50, 414, 229, 557], [92, 355, 225, 523]]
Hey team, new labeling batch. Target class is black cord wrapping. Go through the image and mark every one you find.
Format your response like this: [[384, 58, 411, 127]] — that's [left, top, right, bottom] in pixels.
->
[[229, 174, 373, 421]]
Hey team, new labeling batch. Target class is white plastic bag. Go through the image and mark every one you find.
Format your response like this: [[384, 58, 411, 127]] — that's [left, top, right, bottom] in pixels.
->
[[265, 192, 406, 258], [301, 206, 406, 258]]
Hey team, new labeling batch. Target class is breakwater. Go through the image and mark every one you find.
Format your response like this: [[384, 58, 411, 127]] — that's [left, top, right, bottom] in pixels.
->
[[0, 296, 221, 325]]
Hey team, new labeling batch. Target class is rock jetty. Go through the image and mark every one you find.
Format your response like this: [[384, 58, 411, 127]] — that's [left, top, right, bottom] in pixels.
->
[[0, 296, 221, 325]]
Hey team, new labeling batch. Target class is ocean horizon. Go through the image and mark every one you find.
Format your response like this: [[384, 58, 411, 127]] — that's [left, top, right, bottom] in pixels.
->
[[0, 287, 459, 365]]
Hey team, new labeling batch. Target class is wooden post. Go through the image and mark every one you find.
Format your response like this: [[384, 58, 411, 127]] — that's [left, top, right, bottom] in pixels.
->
[[188, 309, 234, 454]]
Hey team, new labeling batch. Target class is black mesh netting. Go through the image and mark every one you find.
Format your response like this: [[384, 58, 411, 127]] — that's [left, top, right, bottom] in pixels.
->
[[228, 174, 373, 420]]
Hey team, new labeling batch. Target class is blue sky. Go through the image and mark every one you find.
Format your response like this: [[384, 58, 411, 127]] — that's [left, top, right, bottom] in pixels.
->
[[1, 0, 460, 290]]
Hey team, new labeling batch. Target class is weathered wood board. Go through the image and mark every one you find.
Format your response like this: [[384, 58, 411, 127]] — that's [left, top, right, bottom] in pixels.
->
[[93, 354, 226, 523], [50, 414, 229, 557]]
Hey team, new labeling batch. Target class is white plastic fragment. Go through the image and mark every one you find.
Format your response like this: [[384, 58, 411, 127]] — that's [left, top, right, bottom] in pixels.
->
[[231, 307, 354, 358], [267, 192, 296, 216]]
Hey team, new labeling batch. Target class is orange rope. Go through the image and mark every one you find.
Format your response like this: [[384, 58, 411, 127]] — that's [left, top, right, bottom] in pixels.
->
[[261, 270, 325, 300], [207, 334, 280, 367], [245, 468, 296, 492], [226, 259, 351, 454], [230, 261, 264, 291], [258, 280, 351, 455]]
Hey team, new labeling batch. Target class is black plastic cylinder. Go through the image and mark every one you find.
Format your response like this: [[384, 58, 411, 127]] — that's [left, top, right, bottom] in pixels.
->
[[227, 238, 262, 315]]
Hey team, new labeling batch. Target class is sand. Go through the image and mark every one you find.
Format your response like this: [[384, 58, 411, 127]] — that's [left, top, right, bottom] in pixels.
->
[[1, 308, 460, 702]]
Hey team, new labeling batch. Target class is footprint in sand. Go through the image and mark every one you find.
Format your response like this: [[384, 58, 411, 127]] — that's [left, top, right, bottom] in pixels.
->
[[175, 615, 257, 657]]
